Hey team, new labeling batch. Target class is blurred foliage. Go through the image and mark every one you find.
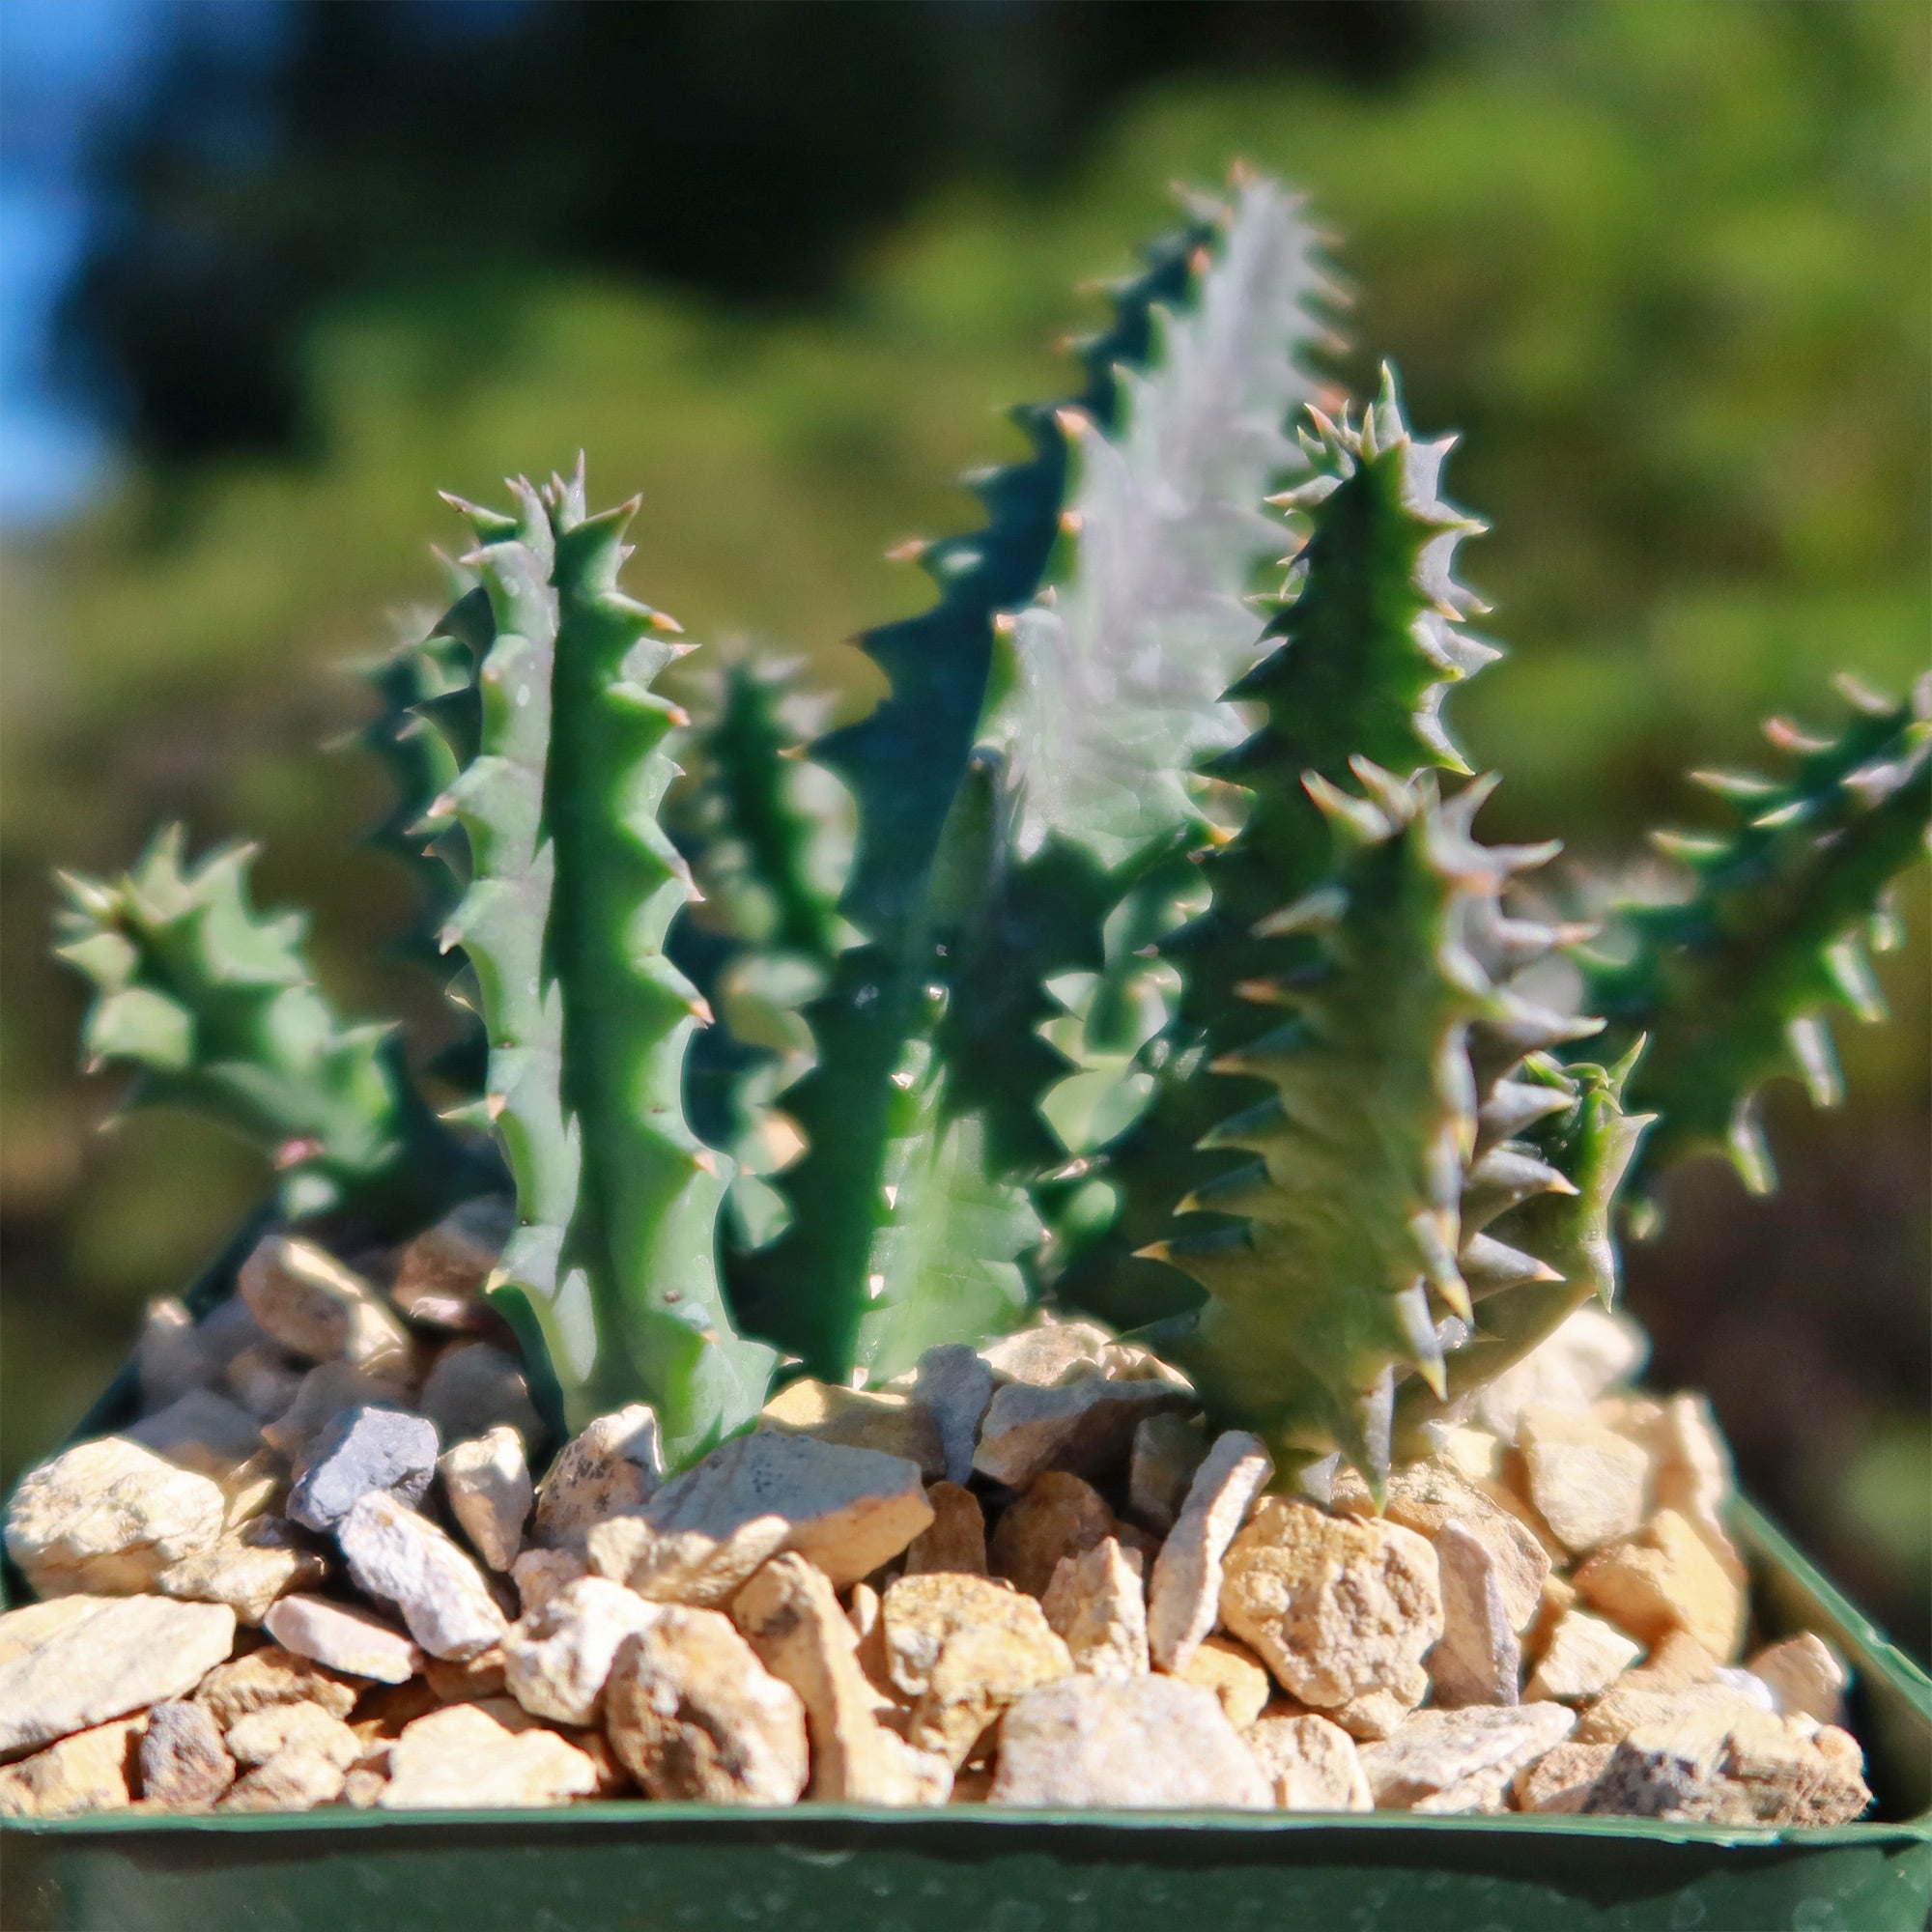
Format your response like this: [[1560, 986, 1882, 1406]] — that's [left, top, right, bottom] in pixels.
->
[[3, 1, 1925, 1650], [61, 0, 1429, 462]]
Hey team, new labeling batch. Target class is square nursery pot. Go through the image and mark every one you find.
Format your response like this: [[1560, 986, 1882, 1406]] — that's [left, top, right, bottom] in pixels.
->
[[5, 1234, 1929, 1932]]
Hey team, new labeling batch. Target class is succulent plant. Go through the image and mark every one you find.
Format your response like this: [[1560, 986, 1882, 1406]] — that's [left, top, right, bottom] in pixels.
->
[[1583, 674, 1931, 1211], [53, 172, 1928, 1492], [54, 828, 490, 1232], [1134, 762, 1637, 1485], [668, 649, 847, 1251]]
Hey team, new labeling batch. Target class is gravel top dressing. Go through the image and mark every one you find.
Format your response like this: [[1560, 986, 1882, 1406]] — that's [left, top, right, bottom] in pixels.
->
[[0, 1239, 1880, 1830]]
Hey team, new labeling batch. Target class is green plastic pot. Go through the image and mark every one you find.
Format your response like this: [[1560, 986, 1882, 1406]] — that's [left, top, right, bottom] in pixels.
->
[[3, 1227, 1928, 1931]]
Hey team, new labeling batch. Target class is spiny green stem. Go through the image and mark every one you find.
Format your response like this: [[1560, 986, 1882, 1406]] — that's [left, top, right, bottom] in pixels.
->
[[431, 466, 774, 1462], [1052, 370, 1498, 1332], [737, 196, 1235, 1380], [1393, 1050, 1649, 1455], [55, 828, 486, 1233], [1149, 766, 1597, 1492], [670, 651, 845, 1243], [1585, 673, 1931, 1204]]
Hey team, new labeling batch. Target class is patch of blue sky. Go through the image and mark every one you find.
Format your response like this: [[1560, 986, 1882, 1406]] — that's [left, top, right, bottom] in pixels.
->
[[0, 0, 282, 526]]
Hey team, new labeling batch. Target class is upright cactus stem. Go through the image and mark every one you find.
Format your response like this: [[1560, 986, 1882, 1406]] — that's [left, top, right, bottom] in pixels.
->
[[1145, 767, 1599, 1490], [1053, 371, 1500, 1332], [427, 465, 775, 1462], [55, 828, 486, 1232], [1393, 1049, 1650, 1456], [359, 586, 489, 972], [993, 176, 1339, 875], [670, 650, 845, 1224], [737, 177, 1332, 1386], [1587, 672, 1931, 1207]]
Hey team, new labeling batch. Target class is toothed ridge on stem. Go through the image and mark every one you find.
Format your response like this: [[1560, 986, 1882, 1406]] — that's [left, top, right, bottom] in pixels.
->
[[359, 579, 495, 1093], [993, 176, 1339, 873], [670, 646, 848, 1248]]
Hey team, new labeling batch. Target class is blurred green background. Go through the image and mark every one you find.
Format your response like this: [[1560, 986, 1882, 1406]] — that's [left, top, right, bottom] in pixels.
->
[[2, 1, 1926, 1653]]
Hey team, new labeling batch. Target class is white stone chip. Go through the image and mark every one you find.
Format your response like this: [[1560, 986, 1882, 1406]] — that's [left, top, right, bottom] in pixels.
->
[[979, 1319, 1118, 1388], [263, 1593, 423, 1683], [440, 1426, 533, 1572], [585, 1512, 790, 1608], [530, 1406, 664, 1550], [1219, 1499, 1442, 1718], [1246, 1712, 1373, 1811], [1517, 1405, 1651, 1555], [1041, 1537, 1149, 1680], [973, 1378, 1193, 1488], [1430, 1519, 1520, 1708], [733, 1553, 951, 1805], [510, 1546, 587, 1618], [1747, 1633, 1849, 1727], [989, 1676, 1271, 1808], [1147, 1430, 1271, 1672], [157, 1518, 327, 1625], [1472, 1305, 1647, 1442], [224, 1701, 361, 1771], [0, 1597, 100, 1667], [604, 1605, 809, 1804], [380, 1702, 599, 1810], [336, 1491, 508, 1660], [0, 1718, 145, 1818], [0, 1594, 236, 1758], [1360, 1702, 1576, 1813], [1524, 1610, 1643, 1705], [502, 1577, 663, 1726], [217, 1747, 346, 1813], [238, 1235, 410, 1371], [644, 1431, 933, 1590], [6, 1437, 227, 1597]]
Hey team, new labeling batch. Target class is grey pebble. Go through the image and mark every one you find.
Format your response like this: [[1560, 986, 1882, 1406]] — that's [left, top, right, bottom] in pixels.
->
[[287, 1405, 439, 1533]]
